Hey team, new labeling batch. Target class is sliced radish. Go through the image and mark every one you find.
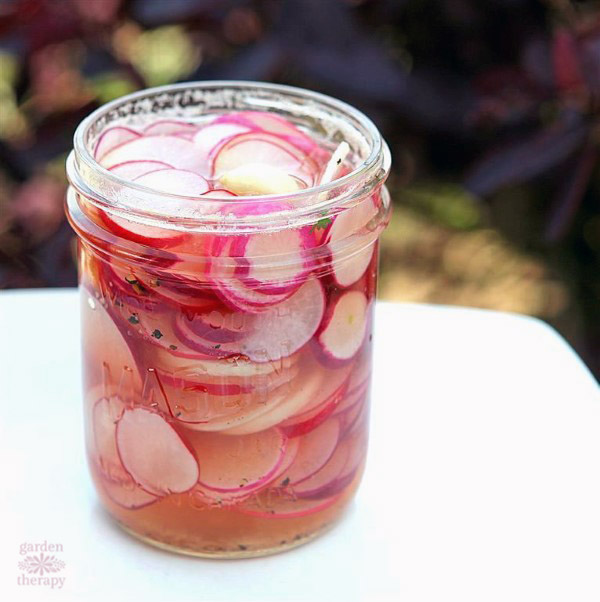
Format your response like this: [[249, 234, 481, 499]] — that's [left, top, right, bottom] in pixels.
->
[[232, 226, 316, 295], [316, 291, 368, 364], [100, 135, 202, 173], [186, 428, 287, 492], [267, 436, 300, 485], [149, 275, 222, 314], [277, 360, 351, 437], [200, 189, 237, 198], [175, 277, 325, 362], [94, 126, 141, 161], [193, 122, 251, 159], [280, 419, 340, 485], [91, 396, 160, 509], [143, 120, 199, 138], [133, 168, 209, 196], [116, 407, 199, 495], [236, 491, 342, 519], [211, 132, 317, 184], [327, 197, 379, 287], [214, 111, 325, 159], [291, 437, 351, 499], [109, 160, 173, 180], [318, 141, 350, 186], [81, 288, 142, 390], [98, 209, 184, 249]]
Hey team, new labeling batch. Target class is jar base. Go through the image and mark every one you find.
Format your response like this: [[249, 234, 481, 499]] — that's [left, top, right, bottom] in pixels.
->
[[115, 513, 347, 559]]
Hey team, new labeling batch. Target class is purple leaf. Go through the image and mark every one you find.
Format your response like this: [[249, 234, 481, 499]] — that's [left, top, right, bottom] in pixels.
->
[[545, 144, 597, 243], [465, 116, 588, 197]]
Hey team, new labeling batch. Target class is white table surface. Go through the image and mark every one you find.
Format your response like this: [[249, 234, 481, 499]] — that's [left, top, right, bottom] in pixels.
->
[[1, 290, 599, 602]]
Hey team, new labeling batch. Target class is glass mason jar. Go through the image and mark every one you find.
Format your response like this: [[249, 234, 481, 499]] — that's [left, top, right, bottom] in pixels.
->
[[65, 82, 391, 558]]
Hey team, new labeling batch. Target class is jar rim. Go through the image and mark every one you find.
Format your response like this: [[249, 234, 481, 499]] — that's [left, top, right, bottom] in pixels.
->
[[69, 81, 390, 229]]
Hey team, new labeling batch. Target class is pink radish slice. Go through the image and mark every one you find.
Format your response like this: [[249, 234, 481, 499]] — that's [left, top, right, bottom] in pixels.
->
[[292, 437, 352, 498], [316, 291, 368, 364], [268, 436, 300, 484], [91, 396, 160, 509], [98, 210, 184, 248], [222, 354, 345, 436], [176, 277, 325, 362], [156, 369, 298, 432], [327, 197, 379, 287], [213, 279, 295, 313], [149, 275, 222, 314], [94, 126, 141, 161], [116, 407, 199, 495], [187, 428, 287, 492], [101, 263, 163, 313], [232, 227, 316, 295], [81, 288, 142, 390], [236, 491, 342, 519], [211, 132, 317, 184], [100, 135, 202, 173], [109, 160, 173, 180], [133, 168, 209, 196], [143, 120, 199, 138], [193, 123, 251, 158], [281, 419, 340, 485], [332, 379, 368, 419], [214, 111, 325, 159]]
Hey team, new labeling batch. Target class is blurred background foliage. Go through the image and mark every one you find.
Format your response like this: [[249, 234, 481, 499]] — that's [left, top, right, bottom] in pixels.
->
[[0, 0, 598, 375]]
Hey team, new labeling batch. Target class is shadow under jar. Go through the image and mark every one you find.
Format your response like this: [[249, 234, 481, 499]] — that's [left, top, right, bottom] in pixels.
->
[[65, 81, 391, 558]]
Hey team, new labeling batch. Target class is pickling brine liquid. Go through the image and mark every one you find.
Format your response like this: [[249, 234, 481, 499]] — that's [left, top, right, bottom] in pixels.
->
[[67, 88, 390, 557]]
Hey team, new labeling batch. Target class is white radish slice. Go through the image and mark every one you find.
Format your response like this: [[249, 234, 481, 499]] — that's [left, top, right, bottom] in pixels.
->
[[193, 122, 250, 157], [327, 197, 379, 287], [237, 491, 342, 519], [281, 419, 340, 485], [213, 277, 294, 313], [186, 428, 287, 492], [133, 168, 209, 196], [176, 277, 325, 362], [144, 120, 199, 138], [98, 210, 184, 248], [109, 160, 173, 180], [211, 132, 317, 184], [332, 244, 375, 289], [81, 288, 142, 390], [94, 126, 141, 161], [100, 135, 202, 173], [317, 291, 368, 363], [231, 227, 316, 294], [116, 407, 199, 495]]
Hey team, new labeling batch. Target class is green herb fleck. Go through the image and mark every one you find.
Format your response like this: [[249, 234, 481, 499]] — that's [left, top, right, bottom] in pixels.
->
[[214, 344, 221, 349], [238, 544, 248, 551], [152, 329, 163, 339], [169, 344, 178, 350], [310, 217, 332, 232], [124, 275, 138, 285], [281, 477, 290, 487], [128, 314, 139, 324]]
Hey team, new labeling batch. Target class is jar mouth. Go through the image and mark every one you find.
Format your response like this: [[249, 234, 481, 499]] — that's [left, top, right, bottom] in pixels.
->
[[68, 81, 390, 229]]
